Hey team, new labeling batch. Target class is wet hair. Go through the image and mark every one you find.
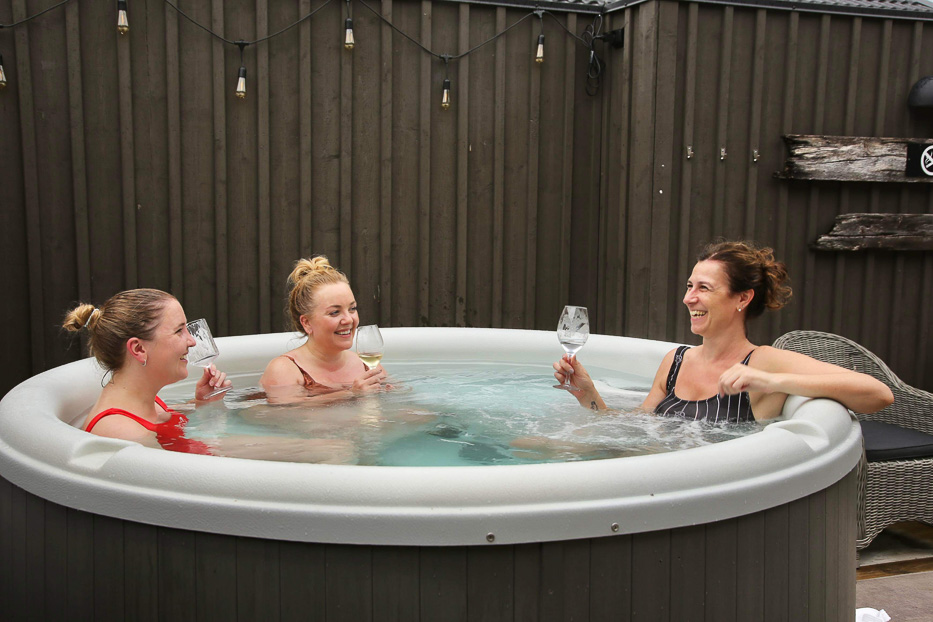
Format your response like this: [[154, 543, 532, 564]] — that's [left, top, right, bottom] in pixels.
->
[[697, 240, 792, 319], [286, 255, 350, 332], [62, 288, 176, 372]]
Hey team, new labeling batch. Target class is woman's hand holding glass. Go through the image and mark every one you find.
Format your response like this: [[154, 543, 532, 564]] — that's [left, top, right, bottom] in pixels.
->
[[187, 318, 232, 399], [195, 364, 231, 402], [553, 306, 589, 390], [352, 324, 388, 394]]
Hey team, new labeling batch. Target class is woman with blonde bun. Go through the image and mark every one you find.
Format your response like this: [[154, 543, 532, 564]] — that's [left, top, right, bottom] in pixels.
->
[[65, 289, 355, 463], [553, 240, 893, 421], [260, 255, 386, 399]]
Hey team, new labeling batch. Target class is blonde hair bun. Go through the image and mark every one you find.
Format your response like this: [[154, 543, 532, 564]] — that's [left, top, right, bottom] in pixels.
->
[[62, 304, 99, 333]]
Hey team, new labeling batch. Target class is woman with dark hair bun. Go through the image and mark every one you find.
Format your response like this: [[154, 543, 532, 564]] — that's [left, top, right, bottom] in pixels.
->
[[553, 240, 893, 421]]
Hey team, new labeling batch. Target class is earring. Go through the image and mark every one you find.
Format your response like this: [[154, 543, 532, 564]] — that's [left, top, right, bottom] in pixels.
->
[[142, 358, 147, 367], [737, 307, 743, 312]]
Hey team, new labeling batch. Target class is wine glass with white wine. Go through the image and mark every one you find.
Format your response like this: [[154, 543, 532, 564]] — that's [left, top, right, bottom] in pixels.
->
[[185, 318, 231, 398], [355, 324, 385, 371], [553, 306, 589, 390]]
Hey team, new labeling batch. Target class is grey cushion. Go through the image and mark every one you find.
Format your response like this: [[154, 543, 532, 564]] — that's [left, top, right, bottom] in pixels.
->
[[860, 420, 933, 462]]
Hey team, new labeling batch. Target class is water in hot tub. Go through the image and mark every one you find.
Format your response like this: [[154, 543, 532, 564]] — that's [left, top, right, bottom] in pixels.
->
[[158, 362, 769, 466]]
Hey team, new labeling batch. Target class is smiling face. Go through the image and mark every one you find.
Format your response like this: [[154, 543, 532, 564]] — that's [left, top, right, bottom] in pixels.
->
[[300, 282, 359, 352], [139, 298, 196, 384], [683, 260, 751, 336]]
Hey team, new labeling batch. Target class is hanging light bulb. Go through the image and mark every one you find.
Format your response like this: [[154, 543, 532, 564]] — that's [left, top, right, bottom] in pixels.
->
[[117, 0, 129, 35], [536, 33, 545, 64], [236, 66, 247, 99], [441, 78, 451, 110], [344, 18, 355, 50], [0, 54, 7, 90]]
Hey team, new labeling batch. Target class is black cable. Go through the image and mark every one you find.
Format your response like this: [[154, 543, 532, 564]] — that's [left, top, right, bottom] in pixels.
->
[[0, 0, 72, 29]]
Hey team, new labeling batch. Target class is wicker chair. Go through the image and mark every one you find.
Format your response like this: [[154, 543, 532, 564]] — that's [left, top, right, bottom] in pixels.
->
[[772, 330, 933, 550]]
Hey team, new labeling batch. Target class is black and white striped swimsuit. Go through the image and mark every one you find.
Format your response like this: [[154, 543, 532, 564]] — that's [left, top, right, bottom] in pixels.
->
[[654, 345, 755, 423]]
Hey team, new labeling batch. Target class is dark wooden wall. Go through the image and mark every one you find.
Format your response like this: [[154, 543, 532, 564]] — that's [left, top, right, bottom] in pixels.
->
[[0, 468, 857, 621], [599, 1, 933, 390], [2, 0, 932, 396]]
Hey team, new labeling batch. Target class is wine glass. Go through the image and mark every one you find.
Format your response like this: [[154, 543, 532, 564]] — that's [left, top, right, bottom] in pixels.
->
[[553, 306, 589, 391], [185, 318, 230, 398], [356, 324, 385, 370]]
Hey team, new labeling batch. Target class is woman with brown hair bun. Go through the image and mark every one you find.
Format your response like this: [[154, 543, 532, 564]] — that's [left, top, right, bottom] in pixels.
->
[[260, 255, 386, 399], [553, 240, 893, 421], [63, 289, 230, 453]]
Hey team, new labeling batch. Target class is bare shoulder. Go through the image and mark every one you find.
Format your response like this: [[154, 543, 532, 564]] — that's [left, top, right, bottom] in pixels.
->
[[750, 345, 848, 374], [260, 354, 304, 387], [86, 414, 157, 445]]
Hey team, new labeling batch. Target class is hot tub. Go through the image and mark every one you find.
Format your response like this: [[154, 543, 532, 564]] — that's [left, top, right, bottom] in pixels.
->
[[0, 328, 859, 620]]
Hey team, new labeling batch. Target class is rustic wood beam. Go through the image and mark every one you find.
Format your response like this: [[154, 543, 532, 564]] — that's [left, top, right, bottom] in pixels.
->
[[813, 213, 933, 251], [778, 135, 933, 182]]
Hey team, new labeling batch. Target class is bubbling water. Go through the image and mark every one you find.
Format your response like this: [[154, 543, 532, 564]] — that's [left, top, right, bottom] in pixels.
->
[[159, 362, 768, 466]]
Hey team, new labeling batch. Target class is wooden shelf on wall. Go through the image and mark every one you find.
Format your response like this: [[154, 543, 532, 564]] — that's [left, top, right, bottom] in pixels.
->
[[813, 213, 933, 251], [777, 135, 933, 183]]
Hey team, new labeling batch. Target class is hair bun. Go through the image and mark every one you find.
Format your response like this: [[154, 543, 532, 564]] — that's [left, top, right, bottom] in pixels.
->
[[62, 303, 99, 333]]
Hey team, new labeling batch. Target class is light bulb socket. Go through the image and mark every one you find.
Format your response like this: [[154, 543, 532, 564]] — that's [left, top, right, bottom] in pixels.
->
[[117, 0, 129, 35], [236, 66, 247, 99], [441, 78, 451, 110], [344, 18, 355, 50], [536, 34, 545, 64]]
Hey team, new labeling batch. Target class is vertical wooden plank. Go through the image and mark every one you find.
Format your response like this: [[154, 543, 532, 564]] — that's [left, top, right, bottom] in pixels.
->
[[380, 0, 394, 325], [44, 502, 69, 620], [631, 530, 670, 620], [65, 0, 90, 302], [492, 7, 506, 328], [595, 16, 613, 334], [590, 535, 632, 620], [772, 11, 797, 340], [116, 1, 137, 289], [123, 522, 159, 622], [676, 3, 699, 343], [420, 548, 466, 621], [558, 13, 577, 311], [832, 17, 861, 333], [525, 17, 541, 328], [466, 546, 514, 621], [237, 537, 281, 620], [160, 529, 198, 622], [711, 6, 733, 237], [822, 473, 842, 622], [281, 542, 327, 622], [669, 526, 705, 621], [299, 0, 313, 258], [326, 544, 373, 621], [454, 5, 469, 328], [613, 8, 632, 337], [257, 0, 271, 332], [419, 0, 432, 326], [802, 15, 831, 329], [195, 532, 237, 622], [25, 494, 47, 620], [705, 519, 737, 622], [165, 1, 184, 295], [0, 477, 12, 614], [649, 0, 678, 340], [92, 515, 125, 621], [763, 505, 790, 622], [513, 543, 541, 622], [11, 0, 45, 372], [735, 512, 765, 621], [7, 484, 28, 620], [372, 547, 420, 622], [745, 10, 766, 241], [340, 0, 354, 277], [212, 0, 229, 335], [807, 485, 827, 621], [66, 507, 95, 621], [786, 496, 811, 620]]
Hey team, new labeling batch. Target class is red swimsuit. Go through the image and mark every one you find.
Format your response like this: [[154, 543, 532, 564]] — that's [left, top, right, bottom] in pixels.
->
[[84, 397, 213, 455]]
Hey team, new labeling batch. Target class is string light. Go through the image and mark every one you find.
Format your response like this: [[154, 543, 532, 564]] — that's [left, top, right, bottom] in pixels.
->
[[441, 55, 451, 110], [344, 0, 355, 50], [535, 10, 544, 64], [0, 54, 7, 89], [117, 0, 129, 35], [236, 41, 247, 99]]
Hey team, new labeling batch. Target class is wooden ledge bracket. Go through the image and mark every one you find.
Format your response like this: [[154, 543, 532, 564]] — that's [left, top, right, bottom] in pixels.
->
[[813, 213, 933, 251], [778, 135, 933, 183]]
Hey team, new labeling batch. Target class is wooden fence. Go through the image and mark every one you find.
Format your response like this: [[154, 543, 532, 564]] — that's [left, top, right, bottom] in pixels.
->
[[1, 0, 931, 395]]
